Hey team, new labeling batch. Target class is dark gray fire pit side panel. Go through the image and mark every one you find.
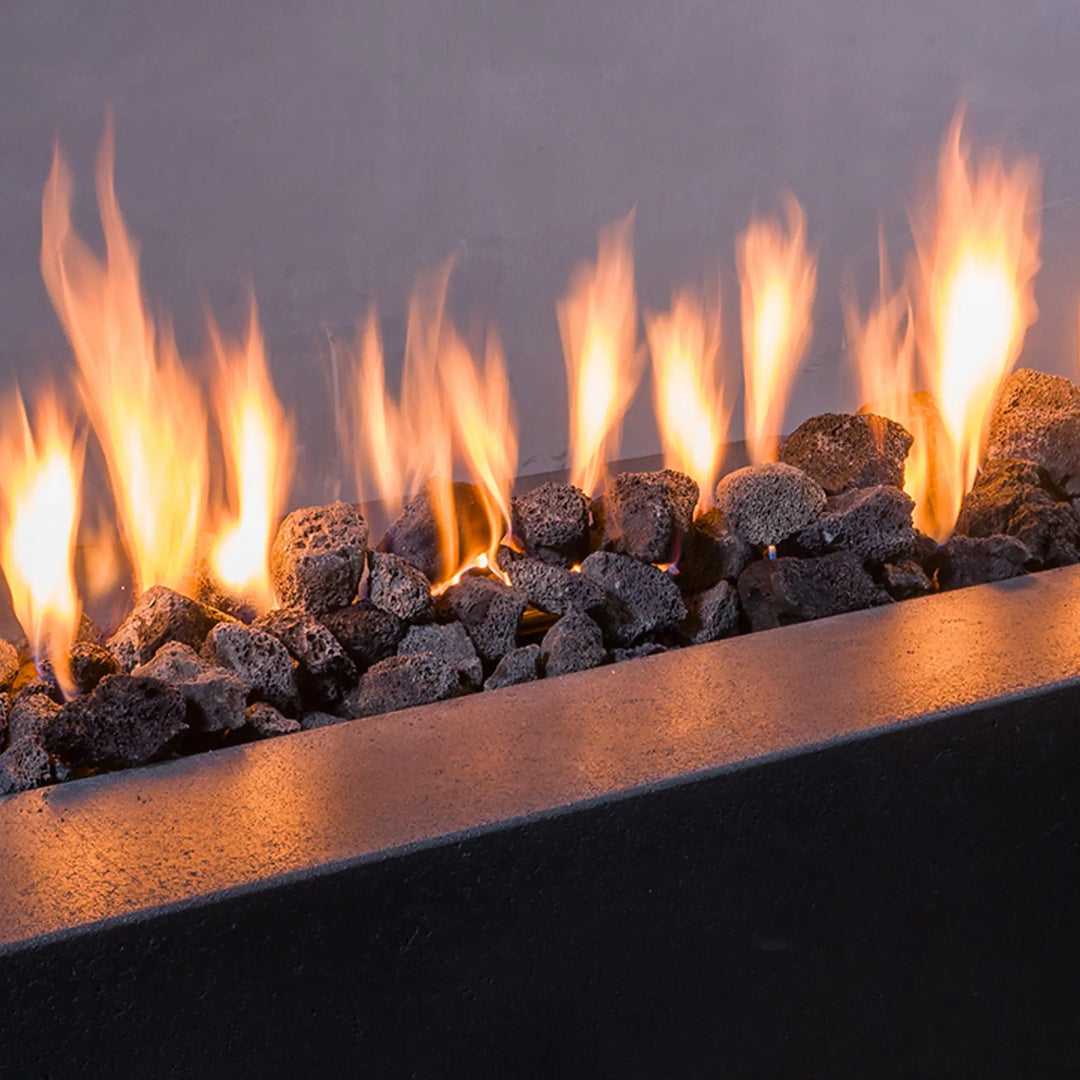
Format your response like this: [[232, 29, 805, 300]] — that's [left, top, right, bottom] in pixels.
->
[[2, 685, 1080, 1078]]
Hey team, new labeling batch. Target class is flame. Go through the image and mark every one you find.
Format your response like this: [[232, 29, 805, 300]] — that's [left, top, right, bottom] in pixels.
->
[[0, 390, 83, 696], [646, 289, 728, 512], [737, 195, 816, 463], [558, 213, 642, 497], [208, 301, 295, 611], [347, 263, 517, 588], [40, 122, 209, 595], [911, 110, 1041, 534]]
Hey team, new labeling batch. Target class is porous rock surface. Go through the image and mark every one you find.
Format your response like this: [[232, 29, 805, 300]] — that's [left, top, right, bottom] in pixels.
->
[[715, 463, 827, 547]]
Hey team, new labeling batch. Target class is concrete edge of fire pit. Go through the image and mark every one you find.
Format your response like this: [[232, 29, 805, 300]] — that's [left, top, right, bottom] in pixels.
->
[[3, 563, 1080, 952]]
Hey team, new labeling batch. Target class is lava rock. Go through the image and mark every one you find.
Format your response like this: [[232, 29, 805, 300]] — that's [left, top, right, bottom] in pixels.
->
[[679, 580, 740, 645], [935, 535, 1031, 590], [0, 736, 52, 795], [954, 458, 1080, 568], [254, 608, 358, 710], [539, 611, 607, 677], [715, 463, 827, 546], [344, 653, 460, 719], [676, 509, 755, 592], [245, 702, 301, 737], [380, 482, 490, 584], [181, 669, 249, 732], [985, 369, 1080, 494], [0, 691, 8, 744], [7, 692, 60, 742], [270, 501, 369, 614], [795, 485, 916, 563], [300, 711, 343, 730], [611, 642, 668, 663], [442, 576, 527, 666], [201, 622, 301, 716], [132, 641, 207, 684], [107, 586, 234, 672], [484, 644, 541, 690], [0, 639, 19, 691], [579, 551, 687, 646], [68, 642, 121, 694], [42, 675, 187, 769], [320, 600, 405, 672], [498, 546, 606, 616], [737, 551, 888, 631], [597, 469, 698, 563], [779, 412, 912, 494], [367, 551, 435, 623], [883, 559, 934, 600], [397, 622, 483, 690], [511, 481, 592, 567]]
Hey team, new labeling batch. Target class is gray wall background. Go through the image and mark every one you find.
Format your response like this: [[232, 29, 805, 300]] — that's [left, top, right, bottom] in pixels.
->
[[2, 0, 1079, 506]]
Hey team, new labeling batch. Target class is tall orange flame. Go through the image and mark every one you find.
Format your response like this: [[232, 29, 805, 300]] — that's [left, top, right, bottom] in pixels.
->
[[911, 111, 1041, 534], [0, 390, 83, 696], [738, 194, 816, 463], [40, 123, 209, 595], [558, 213, 642, 497], [645, 288, 728, 512], [208, 301, 295, 611]]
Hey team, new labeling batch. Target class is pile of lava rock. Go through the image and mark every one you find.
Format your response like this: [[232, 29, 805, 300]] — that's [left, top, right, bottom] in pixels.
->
[[4, 366, 1080, 796]]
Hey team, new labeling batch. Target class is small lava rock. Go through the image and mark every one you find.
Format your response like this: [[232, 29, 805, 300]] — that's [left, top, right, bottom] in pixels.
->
[[300, 711, 344, 730], [132, 641, 207, 684], [7, 692, 61, 742], [539, 610, 607, 677], [795, 485, 916, 563], [201, 622, 301, 715], [397, 622, 484, 690], [245, 702, 301, 737], [715, 463, 827, 546], [484, 644, 540, 690], [0, 736, 52, 795], [737, 551, 887, 631], [344, 653, 460, 719], [0, 639, 20, 691], [270, 501, 369, 614], [498, 546, 606, 616], [679, 580, 740, 645], [511, 482, 592, 567], [935, 535, 1031, 590], [43, 674, 187, 770], [985, 369, 1080, 495], [579, 551, 687, 646], [254, 608, 358, 710], [367, 551, 435, 623], [882, 559, 934, 600], [610, 642, 668, 663], [180, 668, 249, 732], [597, 469, 698, 563], [780, 412, 912, 494], [68, 642, 121, 694], [443, 576, 527, 666], [107, 586, 233, 672], [676, 509, 754, 592], [320, 600, 405, 672]]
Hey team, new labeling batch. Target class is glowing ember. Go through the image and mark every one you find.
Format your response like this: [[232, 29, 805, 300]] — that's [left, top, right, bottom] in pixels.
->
[[558, 213, 642, 497], [208, 301, 295, 612], [40, 123, 209, 595], [911, 110, 1041, 535], [0, 390, 82, 696], [737, 195, 816, 464], [646, 289, 728, 513]]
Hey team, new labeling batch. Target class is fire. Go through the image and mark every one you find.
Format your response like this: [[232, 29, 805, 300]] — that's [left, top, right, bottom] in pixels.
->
[[737, 195, 816, 463], [0, 390, 82, 696], [208, 301, 295, 611], [911, 111, 1041, 534], [40, 123, 209, 595], [558, 213, 642, 497], [645, 289, 728, 512], [347, 263, 517, 588]]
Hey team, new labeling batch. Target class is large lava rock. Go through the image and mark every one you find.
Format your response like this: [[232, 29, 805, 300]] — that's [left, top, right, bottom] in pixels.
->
[[794, 485, 916, 563], [596, 469, 699, 564], [511, 481, 592, 567], [715, 463, 827, 547], [579, 551, 687, 646]]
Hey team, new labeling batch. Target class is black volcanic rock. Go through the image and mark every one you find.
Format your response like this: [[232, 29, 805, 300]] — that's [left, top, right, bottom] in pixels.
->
[[367, 551, 435, 623], [678, 580, 740, 645], [201, 622, 301, 716], [0, 736, 52, 795], [935, 535, 1031, 590], [398, 622, 483, 690], [779, 412, 912, 494], [132, 641, 206, 684], [107, 586, 234, 672], [511, 481, 591, 567], [68, 642, 120, 694], [344, 654, 460, 719], [795, 485, 916, 563], [539, 611, 606, 678], [443, 576, 527, 666], [484, 644, 541, 690], [499, 546, 606, 616], [270, 501, 368, 614], [715, 463, 827, 547], [0, 639, 19, 692], [579, 551, 687, 646], [883, 559, 934, 600], [676, 509, 754, 592], [6, 692, 60, 743], [320, 601, 405, 672], [597, 469, 698, 563], [43, 675, 187, 769], [245, 702, 301, 737], [737, 551, 887, 631], [254, 608, 358, 710]]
